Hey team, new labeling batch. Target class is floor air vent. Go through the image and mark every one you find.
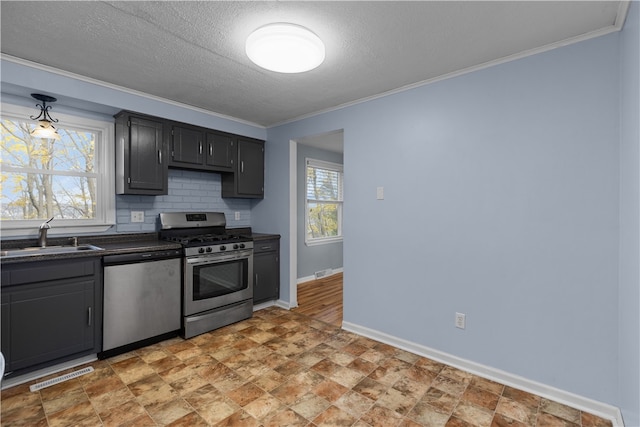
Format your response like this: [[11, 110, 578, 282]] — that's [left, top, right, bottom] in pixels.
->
[[29, 366, 94, 392], [315, 268, 333, 279]]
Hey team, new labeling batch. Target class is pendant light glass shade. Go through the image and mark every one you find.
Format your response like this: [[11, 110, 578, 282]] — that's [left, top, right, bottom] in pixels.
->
[[29, 93, 61, 140], [31, 120, 61, 140], [246, 23, 325, 73]]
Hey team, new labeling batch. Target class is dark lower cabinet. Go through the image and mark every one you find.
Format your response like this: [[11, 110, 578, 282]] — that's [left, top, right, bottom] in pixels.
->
[[1, 258, 103, 378], [253, 237, 280, 304]]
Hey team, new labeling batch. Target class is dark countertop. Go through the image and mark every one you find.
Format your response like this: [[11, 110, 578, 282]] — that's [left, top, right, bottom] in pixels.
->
[[0, 231, 280, 264], [0, 233, 181, 264], [252, 233, 281, 241]]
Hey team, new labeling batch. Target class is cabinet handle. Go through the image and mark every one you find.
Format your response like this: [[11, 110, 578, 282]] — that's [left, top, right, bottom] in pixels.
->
[[199, 142, 203, 155], [87, 307, 92, 326], [209, 144, 213, 157], [255, 273, 258, 287], [158, 150, 162, 164], [241, 161, 244, 173]]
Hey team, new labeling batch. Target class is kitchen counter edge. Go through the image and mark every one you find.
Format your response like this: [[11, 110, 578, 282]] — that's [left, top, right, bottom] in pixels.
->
[[0, 231, 280, 264], [0, 233, 182, 264]]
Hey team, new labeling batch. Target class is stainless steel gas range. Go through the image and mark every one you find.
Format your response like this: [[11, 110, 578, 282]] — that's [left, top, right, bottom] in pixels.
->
[[159, 212, 253, 339]]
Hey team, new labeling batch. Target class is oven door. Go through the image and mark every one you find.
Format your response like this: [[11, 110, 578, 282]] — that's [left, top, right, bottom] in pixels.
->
[[184, 250, 253, 316]]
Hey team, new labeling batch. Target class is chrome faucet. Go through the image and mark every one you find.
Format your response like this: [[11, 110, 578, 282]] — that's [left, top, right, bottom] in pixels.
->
[[38, 217, 54, 248]]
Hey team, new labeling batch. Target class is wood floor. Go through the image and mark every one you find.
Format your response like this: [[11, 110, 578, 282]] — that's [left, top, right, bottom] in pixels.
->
[[292, 272, 343, 327]]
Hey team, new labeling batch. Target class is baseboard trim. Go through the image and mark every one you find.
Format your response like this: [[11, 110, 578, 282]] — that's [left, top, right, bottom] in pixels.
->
[[297, 268, 344, 285], [342, 321, 624, 427], [275, 299, 292, 310], [253, 300, 293, 311]]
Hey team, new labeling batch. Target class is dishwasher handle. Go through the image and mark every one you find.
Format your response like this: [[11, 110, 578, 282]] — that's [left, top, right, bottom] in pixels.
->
[[103, 249, 182, 266]]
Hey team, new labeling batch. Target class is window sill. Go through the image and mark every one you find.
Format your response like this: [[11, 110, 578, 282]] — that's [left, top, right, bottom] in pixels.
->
[[1, 223, 115, 239], [305, 236, 343, 247]]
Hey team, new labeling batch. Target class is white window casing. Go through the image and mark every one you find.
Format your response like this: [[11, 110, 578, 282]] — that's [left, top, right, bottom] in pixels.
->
[[305, 157, 343, 246], [1, 103, 115, 237]]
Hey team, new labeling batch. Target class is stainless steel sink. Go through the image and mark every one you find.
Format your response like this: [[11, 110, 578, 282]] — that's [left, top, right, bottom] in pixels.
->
[[0, 244, 104, 259]]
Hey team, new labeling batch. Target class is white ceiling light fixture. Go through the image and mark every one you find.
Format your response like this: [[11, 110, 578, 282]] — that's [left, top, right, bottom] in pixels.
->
[[246, 23, 325, 73]]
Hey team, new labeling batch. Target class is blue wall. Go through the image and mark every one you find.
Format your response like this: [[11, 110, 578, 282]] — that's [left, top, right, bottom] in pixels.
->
[[261, 32, 627, 410], [618, 2, 640, 425]]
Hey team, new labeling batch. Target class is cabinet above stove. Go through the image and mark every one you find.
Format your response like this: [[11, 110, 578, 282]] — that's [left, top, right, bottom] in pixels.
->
[[115, 110, 264, 199]]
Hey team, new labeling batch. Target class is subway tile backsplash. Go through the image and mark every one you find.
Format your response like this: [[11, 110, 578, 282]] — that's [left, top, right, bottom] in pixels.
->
[[115, 169, 251, 233]]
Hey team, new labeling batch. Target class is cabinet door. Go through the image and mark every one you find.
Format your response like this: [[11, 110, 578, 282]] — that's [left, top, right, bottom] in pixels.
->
[[170, 125, 205, 167], [1, 295, 9, 371], [205, 132, 235, 171], [253, 251, 279, 304], [7, 279, 95, 372], [237, 138, 264, 197], [128, 116, 166, 193]]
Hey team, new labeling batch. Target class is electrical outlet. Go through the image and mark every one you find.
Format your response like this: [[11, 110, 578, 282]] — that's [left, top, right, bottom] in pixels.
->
[[235, 211, 241, 221], [376, 186, 384, 200], [131, 211, 144, 223], [455, 312, 466, 329]]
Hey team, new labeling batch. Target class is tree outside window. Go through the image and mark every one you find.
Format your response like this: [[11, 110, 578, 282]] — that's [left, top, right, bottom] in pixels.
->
[[306, 158, 343, 245], [1, 119, 97, 220]]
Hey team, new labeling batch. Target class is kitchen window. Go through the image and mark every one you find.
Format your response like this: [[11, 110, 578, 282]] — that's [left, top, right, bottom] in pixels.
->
[[1, 103, 115, 236], [305, 158, 343, 246]]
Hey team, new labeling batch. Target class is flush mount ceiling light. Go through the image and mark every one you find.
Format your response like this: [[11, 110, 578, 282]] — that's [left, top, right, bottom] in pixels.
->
[[246, 23, 325, 73], [29, 93, 61, 140]]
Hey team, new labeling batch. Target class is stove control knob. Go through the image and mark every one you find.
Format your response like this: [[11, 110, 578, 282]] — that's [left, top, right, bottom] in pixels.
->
[[239, 243, 245, 249], [198, 248, 205, 254], [206, 247, 212, 252], [233, 244, 239, 250], [220, 246, 226, 251]]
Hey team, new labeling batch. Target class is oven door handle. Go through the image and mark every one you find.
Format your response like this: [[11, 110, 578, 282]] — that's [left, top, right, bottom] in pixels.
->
[[186, 251, 252, 265]]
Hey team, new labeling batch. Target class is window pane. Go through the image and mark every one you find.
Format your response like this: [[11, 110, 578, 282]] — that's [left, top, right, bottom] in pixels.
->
[[1, 119, 96, 172], [1, 118, 98, 221], [306, 166, 341, 201], [1, 172, 97, 220], [307, 202, 339, 239]]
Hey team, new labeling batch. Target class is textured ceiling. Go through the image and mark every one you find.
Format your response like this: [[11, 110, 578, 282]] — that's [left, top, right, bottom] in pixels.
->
[[0, 1, 627, 128]]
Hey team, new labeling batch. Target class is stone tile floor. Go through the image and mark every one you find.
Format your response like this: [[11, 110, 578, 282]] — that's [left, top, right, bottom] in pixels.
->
[[1, 307, 613, 426]]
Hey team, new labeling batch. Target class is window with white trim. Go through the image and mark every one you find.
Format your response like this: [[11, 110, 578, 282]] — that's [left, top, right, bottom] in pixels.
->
[[1, 103, 115, 236], [305, 158, 343, 246]]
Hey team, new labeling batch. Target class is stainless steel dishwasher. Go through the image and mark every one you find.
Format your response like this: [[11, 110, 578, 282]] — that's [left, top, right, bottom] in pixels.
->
[[101, 249, 182, 357]]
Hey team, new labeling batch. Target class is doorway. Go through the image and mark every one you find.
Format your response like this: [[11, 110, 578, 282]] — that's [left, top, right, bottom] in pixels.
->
[[289, 130, 344, 323]]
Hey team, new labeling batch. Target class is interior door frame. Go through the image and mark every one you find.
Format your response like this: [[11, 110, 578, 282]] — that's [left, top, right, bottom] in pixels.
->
[[289, 139, 298, 308]]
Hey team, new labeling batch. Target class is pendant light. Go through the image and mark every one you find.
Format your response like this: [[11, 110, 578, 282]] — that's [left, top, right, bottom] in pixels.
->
[[246, 23, 325, 73], [29, 93, 61, 140]]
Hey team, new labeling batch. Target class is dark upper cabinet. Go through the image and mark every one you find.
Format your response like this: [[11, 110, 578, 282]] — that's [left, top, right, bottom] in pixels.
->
[[115, 110, 264, 199], [205, 131, 235, 171], [169, 125, 237, 173], [168, 124, 205, 168], [115, 111, 168, 195], [222, 137, 264, 198], [1, 258, 103, 378], [253, 237, 280, 304]]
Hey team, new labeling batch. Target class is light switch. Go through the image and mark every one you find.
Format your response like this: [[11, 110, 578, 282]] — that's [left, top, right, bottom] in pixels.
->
[[376, 186, 384, 200]]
